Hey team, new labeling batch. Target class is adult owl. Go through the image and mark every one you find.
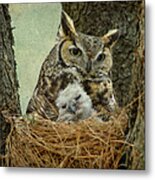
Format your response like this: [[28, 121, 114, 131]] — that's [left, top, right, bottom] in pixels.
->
[[26, 11, 119, 120]]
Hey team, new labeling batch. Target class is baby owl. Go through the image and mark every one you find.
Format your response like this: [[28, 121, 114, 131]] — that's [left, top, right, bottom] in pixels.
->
[[56, 82, 94, 122]]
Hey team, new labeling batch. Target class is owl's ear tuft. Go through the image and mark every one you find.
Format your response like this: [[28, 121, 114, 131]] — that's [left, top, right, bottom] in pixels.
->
[[58, 11, 78, 39], [101, 29, 120, 48]]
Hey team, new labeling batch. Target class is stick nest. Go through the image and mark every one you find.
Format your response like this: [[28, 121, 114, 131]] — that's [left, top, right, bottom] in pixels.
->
[[4, 109, 132, 169]]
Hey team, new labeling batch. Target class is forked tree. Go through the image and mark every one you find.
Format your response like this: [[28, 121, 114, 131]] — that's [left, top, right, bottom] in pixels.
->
[[0, 2, 144, 169]]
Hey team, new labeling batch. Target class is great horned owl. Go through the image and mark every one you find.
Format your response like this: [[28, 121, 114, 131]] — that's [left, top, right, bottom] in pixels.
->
[[56, 82, 94, 122], [57, 11, 119, 76], [26, 11, 119, 120]]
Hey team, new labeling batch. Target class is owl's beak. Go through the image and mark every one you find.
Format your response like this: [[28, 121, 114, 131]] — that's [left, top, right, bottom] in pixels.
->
[[86, 61, 92, 73], [68, 105, 76, 114]]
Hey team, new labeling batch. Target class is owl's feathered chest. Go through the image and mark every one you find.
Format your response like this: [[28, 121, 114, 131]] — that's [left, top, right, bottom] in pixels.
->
[[38, 64, 84, 98], [26, 61, 85, 120], [83, 74, 116, 112]]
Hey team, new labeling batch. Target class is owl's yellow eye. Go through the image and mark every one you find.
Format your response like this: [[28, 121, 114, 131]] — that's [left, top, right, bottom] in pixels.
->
[[69, 47, 81, 57], [96, 53, 105, 62]]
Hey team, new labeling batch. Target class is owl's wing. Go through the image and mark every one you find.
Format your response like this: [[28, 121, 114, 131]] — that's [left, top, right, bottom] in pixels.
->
[[26, 65, 82, 120], [26, 91, 58, 120]]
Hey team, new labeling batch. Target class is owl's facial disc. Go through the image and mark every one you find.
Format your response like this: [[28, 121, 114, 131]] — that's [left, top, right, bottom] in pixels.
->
[[69, 45, 82, 57], [60, 40, 87, 71], [96, 52, 106, 62], [90, 47, 113, 75]]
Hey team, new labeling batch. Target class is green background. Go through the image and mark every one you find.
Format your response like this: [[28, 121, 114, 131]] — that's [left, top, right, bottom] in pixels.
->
[[9, 3, 61, 114]]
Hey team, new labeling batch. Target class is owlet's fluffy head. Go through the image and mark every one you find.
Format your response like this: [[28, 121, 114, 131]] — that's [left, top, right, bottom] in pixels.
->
[[57, 11, 119, 75], [56, 82, 93, 122]]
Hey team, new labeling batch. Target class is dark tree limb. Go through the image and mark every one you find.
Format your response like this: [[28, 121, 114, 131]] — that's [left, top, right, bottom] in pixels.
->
[[0, 4, 21, 166]]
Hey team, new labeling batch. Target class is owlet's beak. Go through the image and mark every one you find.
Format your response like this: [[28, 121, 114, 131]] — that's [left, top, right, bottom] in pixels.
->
[[68, 105, 76, 114]]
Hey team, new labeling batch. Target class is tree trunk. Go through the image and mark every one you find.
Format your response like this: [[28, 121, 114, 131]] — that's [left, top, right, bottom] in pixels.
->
[[0, 4, 21, 166], [62, 1, 144, 169]]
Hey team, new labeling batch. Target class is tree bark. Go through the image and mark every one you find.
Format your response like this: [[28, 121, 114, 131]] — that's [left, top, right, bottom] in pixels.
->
[[62, 0, 145, 169], [0, 4, 21, 166]]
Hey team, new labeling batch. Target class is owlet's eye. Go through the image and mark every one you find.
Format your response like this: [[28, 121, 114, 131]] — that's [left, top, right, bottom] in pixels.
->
[[75, 94, 81, 101], [69, 47, 82, 57], [62, 104, 67, 109], [96, 53, 105, 62]]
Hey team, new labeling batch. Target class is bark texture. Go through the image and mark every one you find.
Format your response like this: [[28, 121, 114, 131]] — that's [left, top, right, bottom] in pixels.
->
[[0, 4, 21, 165], [62, 0, 145, 169]]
